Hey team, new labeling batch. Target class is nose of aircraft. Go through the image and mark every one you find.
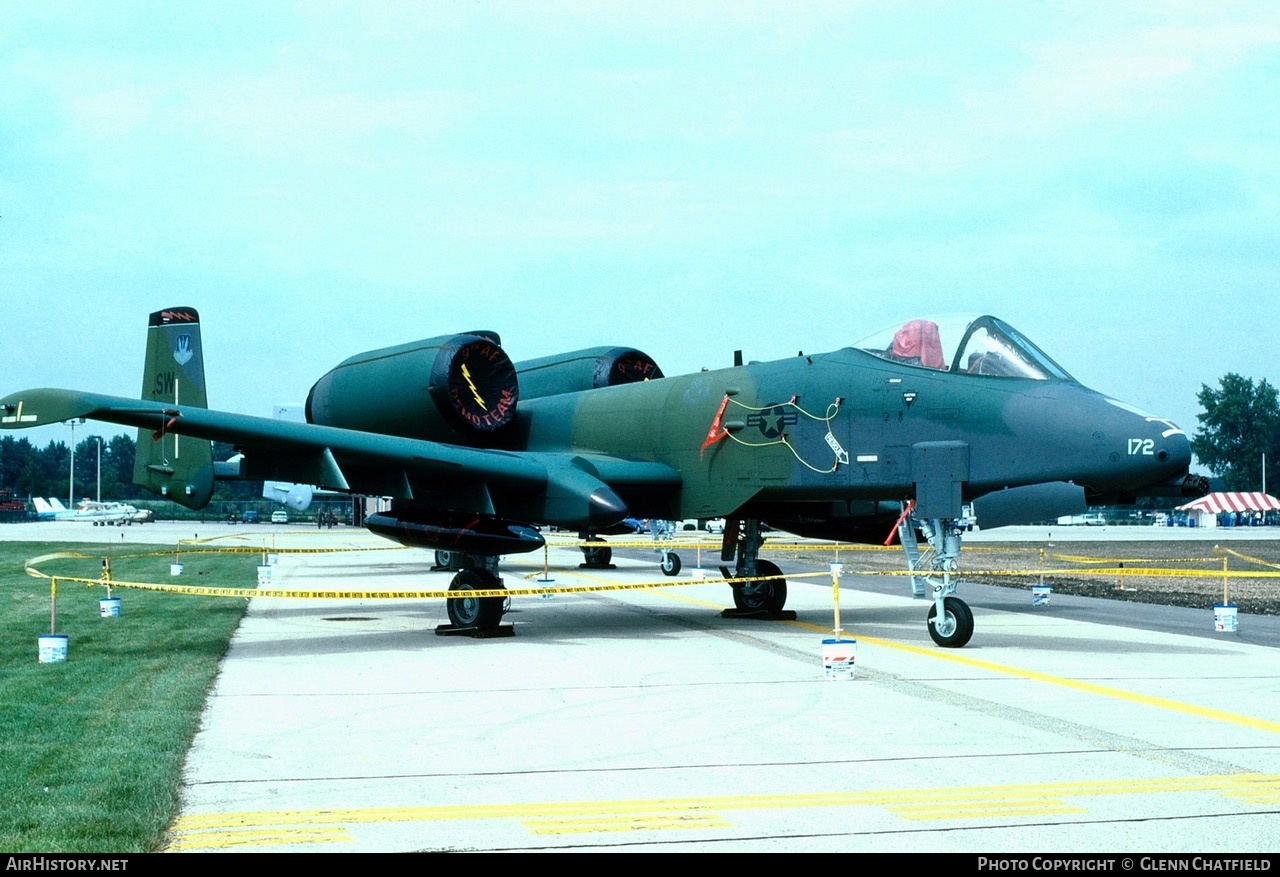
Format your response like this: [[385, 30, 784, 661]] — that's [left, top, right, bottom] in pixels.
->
[[1101, 397, 1194, 497]]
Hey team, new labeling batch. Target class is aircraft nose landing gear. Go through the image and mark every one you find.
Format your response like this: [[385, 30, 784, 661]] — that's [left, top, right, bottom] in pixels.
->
[[898, 513, 975, 648], [660, 551, 682, 576], [651, 519, 681, 576]]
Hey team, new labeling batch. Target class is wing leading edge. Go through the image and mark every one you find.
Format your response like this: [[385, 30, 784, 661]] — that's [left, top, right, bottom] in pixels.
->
[[0, 388, 680, 530]]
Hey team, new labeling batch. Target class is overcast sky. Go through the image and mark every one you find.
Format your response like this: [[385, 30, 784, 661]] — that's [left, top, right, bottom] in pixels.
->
[[3, 2, 1278, 467]]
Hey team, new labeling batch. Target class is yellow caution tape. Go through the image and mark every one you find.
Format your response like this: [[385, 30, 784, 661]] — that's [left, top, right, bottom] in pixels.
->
[[34, 569, 834, 601], [24, 551, 96, 577], [28, 540, 1280, 604], [1216, 546, 1280, 571], [1047, 552, 1220, 565]]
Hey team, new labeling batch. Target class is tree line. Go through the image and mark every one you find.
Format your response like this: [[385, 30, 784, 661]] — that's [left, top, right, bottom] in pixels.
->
[[1191, 374, 1280, 492], [0, 435, 259, 503]]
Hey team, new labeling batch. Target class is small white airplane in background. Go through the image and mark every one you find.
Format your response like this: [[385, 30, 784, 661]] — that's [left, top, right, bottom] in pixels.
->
[[34, 497, 141, 525]]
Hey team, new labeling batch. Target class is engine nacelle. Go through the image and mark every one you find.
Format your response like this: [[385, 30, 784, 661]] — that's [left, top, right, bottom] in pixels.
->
[[365, 508, 545, 556], [306, 333, 519, 442], [514, 346, 663, 399]]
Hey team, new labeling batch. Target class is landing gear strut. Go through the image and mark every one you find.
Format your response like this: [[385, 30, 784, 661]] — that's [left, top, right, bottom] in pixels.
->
[[898, 512, 973, 647], [720, 518, 793, 619]]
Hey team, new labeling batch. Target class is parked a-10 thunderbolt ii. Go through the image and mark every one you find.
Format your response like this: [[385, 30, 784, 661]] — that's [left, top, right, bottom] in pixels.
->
[[0, 308, 1203, 646]]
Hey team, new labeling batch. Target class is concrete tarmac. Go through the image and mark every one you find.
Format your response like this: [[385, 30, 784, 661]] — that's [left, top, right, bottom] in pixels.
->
[[9, 521, 1280, 852], [147, 524, 1280, 853]]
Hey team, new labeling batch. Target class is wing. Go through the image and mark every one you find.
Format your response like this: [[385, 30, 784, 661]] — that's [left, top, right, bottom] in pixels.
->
[[0, 388, 680, 529]]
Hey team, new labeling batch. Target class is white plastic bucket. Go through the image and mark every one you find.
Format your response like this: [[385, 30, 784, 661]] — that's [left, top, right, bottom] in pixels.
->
[[822, 638, 856, 680], [257, 564, 272, 586], [692, 567, 706, 581], [267, 553, 279, 566], [38, 634, 68, 664], [170, 562, 183, 576], [99, 596, 121, 618], [1214, 603, 1238, 633], [1031, 585, 1051, 606]]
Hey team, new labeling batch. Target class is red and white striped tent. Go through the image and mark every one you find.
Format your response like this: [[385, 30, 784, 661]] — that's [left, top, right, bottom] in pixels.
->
[[1176, 492, 1280, 526]]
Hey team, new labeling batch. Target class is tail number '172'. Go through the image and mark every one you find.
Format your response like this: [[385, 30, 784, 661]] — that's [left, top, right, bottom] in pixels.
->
[[1128, 438, 1154, 455]]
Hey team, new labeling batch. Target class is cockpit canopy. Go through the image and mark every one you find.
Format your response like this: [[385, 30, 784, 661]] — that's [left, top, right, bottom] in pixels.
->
[[855, 315, 1073, 381]]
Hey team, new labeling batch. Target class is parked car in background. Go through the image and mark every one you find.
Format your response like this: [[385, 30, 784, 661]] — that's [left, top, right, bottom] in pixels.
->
[[241, 510, 260, 524], [271, 510, 289, 524]]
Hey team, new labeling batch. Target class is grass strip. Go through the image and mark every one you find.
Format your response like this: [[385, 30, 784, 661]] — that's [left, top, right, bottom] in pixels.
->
[[1, 543, 255, 852]]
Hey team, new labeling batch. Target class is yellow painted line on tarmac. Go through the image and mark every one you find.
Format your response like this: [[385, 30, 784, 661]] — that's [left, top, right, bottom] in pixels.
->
[[1220, 775, 1280, 805], [545, 565, 1280, 737], [168, 773, 1280, 849], [778, 614, 1280, 735], [523, 812, 732, 835]]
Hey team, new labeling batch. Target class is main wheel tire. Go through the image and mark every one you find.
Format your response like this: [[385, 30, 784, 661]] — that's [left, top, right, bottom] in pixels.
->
[[447, 569, 505, 630], [732, 559, 787, 612], [434, 550, 452, 568], [927, 596, 974, 648], [661, 552, 682, 576], [582, 545, 612, 566]]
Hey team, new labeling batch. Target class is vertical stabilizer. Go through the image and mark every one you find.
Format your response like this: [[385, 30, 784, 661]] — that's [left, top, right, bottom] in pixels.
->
[[133, 307, 215, 508]]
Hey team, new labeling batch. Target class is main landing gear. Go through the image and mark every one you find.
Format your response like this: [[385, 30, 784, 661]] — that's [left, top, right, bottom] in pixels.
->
[[581, 526, 684, 577], [437, 554, 512, 637], [719, 518, 793, 619], [897, 513, 974, 647], [578, 533, 614, 569]]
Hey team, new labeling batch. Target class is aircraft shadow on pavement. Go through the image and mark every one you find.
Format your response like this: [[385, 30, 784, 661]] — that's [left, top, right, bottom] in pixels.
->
[[227, 596, 714, 658]]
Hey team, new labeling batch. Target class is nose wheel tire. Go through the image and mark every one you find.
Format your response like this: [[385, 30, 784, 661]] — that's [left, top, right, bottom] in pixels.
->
[[447, 569, 505, 630], [732, 559, 787, 612], [927, 596, 974, 648], [660, 552, 682, 576]]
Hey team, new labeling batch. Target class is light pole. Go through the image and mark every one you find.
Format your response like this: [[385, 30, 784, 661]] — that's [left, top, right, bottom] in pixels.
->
[[67, 418, 86, 508], [95, 436, 104, 504], [68, 420, 75, 508]]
